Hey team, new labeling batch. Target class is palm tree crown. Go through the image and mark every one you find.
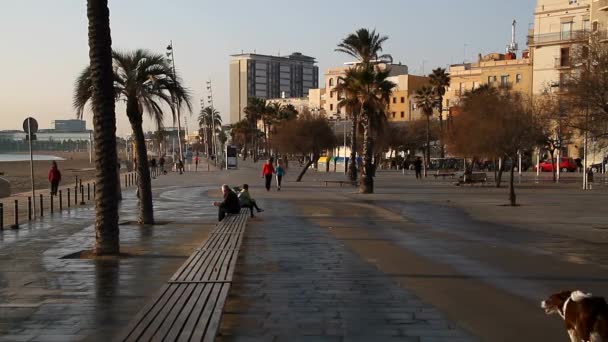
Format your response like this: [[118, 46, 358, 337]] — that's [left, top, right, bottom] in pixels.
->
[[336, 28, 392, 65]]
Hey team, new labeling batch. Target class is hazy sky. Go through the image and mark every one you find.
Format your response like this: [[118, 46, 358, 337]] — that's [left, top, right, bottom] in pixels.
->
[[0, 0, 535, 137]]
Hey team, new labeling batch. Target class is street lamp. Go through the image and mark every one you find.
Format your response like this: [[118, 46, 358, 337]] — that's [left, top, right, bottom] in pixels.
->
[[166, 40, 184, 163]]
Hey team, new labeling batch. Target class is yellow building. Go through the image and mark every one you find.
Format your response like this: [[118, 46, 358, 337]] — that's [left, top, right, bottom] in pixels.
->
[[445, 52, 533, 112], [322, 63, 409, 118], [386, 75, 430, 122]]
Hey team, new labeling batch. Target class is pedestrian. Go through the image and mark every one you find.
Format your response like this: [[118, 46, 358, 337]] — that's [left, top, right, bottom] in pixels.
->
[[275, 159, 285, 191], [48, 161, 61, 196], [159, 156, 165, 174], [213, 184, 240, 221], [194, 153, 200, 172], [150, 158, 157, 178], [262, 158, 275, 191], [178, 159, 184, 175], [238, 184, 264, 218], [414, 157, 423, 179]]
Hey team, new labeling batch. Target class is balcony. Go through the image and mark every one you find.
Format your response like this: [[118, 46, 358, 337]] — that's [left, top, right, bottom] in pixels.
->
[[527, 30, 590, 47], [554, 57, 571, 69], [597, 0, 608, 11]]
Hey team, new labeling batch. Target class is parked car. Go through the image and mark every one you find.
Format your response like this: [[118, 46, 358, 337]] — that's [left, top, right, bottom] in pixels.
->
[[533, 157, 577, 172]]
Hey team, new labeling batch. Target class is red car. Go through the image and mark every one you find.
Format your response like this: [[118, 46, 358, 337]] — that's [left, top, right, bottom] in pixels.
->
[[534, 157, 578, 172]]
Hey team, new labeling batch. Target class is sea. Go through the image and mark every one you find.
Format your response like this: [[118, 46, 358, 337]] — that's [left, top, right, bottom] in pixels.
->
[[0, 154, 65, 162]]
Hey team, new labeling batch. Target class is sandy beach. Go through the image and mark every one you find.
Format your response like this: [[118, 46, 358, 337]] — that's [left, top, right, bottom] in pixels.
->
[[0, 151, 97, 196]]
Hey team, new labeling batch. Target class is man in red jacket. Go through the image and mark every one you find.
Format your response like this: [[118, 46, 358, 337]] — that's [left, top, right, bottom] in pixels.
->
[[262, 158, 275, 191], [48, 161, 61, 196]]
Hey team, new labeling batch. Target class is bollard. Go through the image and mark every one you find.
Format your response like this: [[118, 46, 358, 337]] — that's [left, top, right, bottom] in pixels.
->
[[79, 179, 83, 189], [12, 200, 18, 229], [124, 174, 127, 187], [39, 194, 43, 217], [0, 203, 3, 230], [67, 188, 71, 208], [93, 182, 96, 198], [50, 192, 54, 214], [87, 183, 90, 201], [80, 185, 85, 205], [59, 190, 63, 211], [74, 185, 78, 205], [28, 196, 32, 221]]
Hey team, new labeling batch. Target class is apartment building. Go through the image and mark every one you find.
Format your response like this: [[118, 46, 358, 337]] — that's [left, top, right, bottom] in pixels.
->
[[323, 63, 409, 118], [529, 0, 591, 94], [444, 52, 533, 112], [229, 52, 319, 124], [386, 75, 430, 122]]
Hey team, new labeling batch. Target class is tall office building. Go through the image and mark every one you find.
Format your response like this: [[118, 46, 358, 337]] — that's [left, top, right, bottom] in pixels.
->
[[229, 52, 319, 124]]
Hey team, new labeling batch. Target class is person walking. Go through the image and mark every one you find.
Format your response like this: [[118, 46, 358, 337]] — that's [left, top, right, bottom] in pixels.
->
[[262, 158, 275, 191], [159, 156, 165, 174], [414, 157, 423, 180], [275, 160, 285, 191], [194, 153, 200, 172], [213, 184, 240, 221], [48, 161, 61, 196]]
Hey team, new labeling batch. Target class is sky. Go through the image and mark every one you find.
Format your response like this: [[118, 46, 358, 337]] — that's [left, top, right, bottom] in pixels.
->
[[0, 0, 535, 137]]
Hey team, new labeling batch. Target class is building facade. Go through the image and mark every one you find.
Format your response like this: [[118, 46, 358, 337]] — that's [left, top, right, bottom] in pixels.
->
[[444, 52, 533, 112], [229, 52, 319, 124], [386, 74, 430, 122], [322, 63, 409, 118], [529, 0, 591, 94]]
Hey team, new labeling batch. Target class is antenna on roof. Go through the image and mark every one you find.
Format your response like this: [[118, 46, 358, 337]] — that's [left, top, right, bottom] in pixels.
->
[[507, 19, 519, 55]]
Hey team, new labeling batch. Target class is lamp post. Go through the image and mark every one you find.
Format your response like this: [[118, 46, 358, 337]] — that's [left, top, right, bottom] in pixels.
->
[[207, 80, 217, 165], [166, 41, 183, 163]]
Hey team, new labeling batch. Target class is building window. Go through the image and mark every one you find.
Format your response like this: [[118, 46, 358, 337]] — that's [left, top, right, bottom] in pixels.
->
[[473, 81, 479, 89], [330, 104, 334, 111], [488, 76, 497, 84], [500, 75, 510, 87], [392, 112, 396, 118], [329, 78, 334, 87], [560, 47, 570, 67], [593, 21, 599, 32], [400, 111, 405, 118], [400, 97, 405, 103], [583, 19, 590, 32], [561, 22, 573, 40], [516, 74, 522, 83], [393, 97, 397, 104], [330, 91, 334, 98]]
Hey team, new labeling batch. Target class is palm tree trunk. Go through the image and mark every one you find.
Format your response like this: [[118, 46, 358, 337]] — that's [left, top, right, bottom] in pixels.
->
[[438, 101, 445, 158], [360, 117, 374, 194], [348, 117, 358, 183], [87, 0, 120, 256], [127, 104, 154, 224], [425, 114, 431, 177]]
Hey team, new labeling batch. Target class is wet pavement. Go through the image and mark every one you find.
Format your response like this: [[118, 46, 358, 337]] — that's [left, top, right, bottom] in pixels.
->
[[0, 175, 219, 341]]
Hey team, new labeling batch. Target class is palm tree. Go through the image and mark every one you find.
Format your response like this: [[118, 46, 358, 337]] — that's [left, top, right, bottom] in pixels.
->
[[244, 97, 266, 160], [414, 86, 438, 175], [198, 106, 222, 156], [429, 68, 451, 158], [74, 49, 192, 225], [336, 70, 362, 183], [336, 28, 395, 193], [336, 28, 392, 65], [84, 0, 120, 255]]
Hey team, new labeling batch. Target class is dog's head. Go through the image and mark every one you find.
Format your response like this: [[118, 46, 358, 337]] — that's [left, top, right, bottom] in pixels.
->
[[541, 290, 572, 315]]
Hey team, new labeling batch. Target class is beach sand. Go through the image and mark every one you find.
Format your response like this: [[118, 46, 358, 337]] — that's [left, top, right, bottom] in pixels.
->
[[0, 151, 98, 196]]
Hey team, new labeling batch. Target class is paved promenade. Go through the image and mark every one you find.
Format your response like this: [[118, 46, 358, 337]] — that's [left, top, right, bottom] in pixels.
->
[[0, 160, 608, 341]]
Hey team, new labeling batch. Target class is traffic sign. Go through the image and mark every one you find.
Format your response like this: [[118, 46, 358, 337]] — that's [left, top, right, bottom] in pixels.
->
[[23, 117, 38, 134]]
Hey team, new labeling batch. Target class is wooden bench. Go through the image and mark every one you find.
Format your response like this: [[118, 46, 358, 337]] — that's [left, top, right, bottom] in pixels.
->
[[433, 170, 456, 179], [117, 208, 249, 342], [455, 172, 488, 186], [323, 180, 354, 187]]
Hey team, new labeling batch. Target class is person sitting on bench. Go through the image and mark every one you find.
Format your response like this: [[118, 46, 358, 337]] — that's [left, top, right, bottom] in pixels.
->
[[213, 184, 240, 221], [238, 184, 263, 218]]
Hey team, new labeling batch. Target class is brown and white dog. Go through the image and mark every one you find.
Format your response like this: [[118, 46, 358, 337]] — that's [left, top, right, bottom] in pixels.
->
[[541, 290, 608, 342]]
